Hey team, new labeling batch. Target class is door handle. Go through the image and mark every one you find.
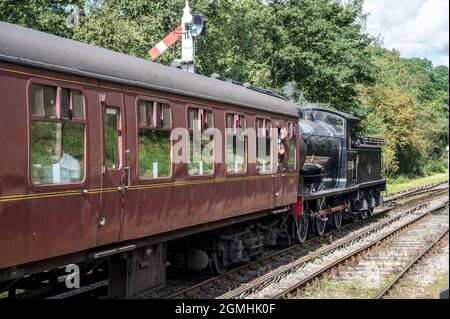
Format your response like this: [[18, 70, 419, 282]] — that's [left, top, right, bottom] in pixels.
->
[[124, 166, 131, 189]]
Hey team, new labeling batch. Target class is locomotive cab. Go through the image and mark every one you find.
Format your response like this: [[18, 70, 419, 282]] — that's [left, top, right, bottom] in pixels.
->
[[298, 107, 353, 193]]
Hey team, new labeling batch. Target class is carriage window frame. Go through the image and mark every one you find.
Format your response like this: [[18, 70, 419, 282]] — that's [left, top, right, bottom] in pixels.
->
[[225, 112, 248, 175], [187, 106, 215, 177], [103, 106, 121, 170], [288, 121, 297, 171], [28, 81, 87, 187], [255, 116, 274, 174], [136, 97, 173, 181]]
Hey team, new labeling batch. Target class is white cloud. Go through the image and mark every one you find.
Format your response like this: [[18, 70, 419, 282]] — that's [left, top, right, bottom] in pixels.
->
[[363, 0, 449, 66]]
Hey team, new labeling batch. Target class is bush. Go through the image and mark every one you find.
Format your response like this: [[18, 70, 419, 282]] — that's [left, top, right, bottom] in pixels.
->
[[423, 159, 447, 176], [386, 174, 410, 185]]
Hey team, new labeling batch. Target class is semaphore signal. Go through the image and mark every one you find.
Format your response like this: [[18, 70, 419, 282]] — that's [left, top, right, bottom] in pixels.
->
[[148, 24, 182, 60], [148, 1, 205, 74]]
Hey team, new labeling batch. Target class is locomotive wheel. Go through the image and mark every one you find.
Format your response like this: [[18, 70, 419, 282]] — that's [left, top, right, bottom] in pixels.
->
[[209, 252, 228, 275], [360, 210, 369, 220], [314, 217, 327, 236], [331, 211, 343, 229], [294, 215, 309, 243]]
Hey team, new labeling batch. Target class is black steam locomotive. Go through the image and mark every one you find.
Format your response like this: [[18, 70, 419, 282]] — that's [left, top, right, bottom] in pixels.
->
[[293, 106, 385, 242]]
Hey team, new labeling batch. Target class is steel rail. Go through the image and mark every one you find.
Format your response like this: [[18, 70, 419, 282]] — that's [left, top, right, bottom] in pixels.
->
[[166, 187, 448, 299], [166, 224, 348, 299], [217, 202, 432, 299], [374, 228, 449, 299], [270, 202, 449, 299]]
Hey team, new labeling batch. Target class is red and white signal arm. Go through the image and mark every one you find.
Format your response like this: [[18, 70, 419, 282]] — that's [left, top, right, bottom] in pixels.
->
[[148, 24, 182, 60]]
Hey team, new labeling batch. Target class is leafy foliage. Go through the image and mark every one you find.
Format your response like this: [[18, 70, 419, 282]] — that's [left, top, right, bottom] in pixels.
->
[[358, 84, 425, 175], [358, 47, 449, 176], [0, 0, 75, 37]]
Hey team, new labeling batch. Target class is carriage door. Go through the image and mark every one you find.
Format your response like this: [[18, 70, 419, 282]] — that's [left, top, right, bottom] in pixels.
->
[[274, 122, 295, 207], [97, 91, 126, 246], [274, 125, 286, 207]]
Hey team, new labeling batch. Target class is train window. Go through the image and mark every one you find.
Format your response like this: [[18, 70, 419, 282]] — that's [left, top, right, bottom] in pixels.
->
[[188, 108, 197, 129], [61, 89, 84, 119], [288, 122, 296, 171], [256, 117, 272, 173], [29, 84, 56, 118], [137, 99, 172, 179], [104, 107, 120, 169], [138, 130, 171, 178], [188, 107, 214, 176], [138, 101, 171, 129], [323, 114, 344, 136], [31, 122, 84, 184], [60, 89, 70, 119], [161, 104, 171, 127], [72, 90, 84, 118], [138, 100, 153, 127], [206, 111, 213, 129], [154, 103, 171, 128], [226, 113, 247, 174], [29, 84, 85, 185]]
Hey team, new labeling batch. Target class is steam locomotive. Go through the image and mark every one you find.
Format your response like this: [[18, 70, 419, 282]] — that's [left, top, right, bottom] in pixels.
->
[[294, 106, 385, 242]]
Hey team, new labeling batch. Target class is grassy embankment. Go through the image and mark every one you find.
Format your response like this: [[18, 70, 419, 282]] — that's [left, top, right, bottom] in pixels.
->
[[385, 171, 449, 195]]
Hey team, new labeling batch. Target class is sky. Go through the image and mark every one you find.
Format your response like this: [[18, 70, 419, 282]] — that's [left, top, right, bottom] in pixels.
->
[[362, 0, 449, 67]]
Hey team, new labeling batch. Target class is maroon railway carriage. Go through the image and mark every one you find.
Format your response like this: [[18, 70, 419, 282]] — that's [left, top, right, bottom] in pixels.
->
[[0, 22, 300, 297]]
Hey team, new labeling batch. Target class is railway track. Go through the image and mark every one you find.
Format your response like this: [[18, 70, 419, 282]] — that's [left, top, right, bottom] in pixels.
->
[[221, 199, 448, 299], [158, 183, 448, 299], [374, 231, 449, 299]]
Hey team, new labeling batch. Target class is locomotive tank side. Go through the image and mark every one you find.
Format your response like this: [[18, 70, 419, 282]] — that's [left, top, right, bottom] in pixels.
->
[[297, 109, 346, 193]]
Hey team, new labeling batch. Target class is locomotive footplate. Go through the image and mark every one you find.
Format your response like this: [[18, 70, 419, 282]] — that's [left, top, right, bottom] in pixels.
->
[[298, 185, 359, 200]]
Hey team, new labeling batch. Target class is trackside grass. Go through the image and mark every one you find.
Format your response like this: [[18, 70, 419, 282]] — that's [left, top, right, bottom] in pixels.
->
[[385, 171, 449, 195]]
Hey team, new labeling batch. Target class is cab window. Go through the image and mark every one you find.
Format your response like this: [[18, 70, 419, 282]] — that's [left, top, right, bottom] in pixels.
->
[[323, 113, 344, 136]]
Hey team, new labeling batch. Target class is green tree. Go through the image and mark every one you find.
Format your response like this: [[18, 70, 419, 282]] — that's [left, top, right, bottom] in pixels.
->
[[358, 47, 448, 176], [194, 0, 273, 87], [263, 0, 375, 112], [71, 0, 185, 65], [0, 0, 79, 37], [358, 84, 425, 176]]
